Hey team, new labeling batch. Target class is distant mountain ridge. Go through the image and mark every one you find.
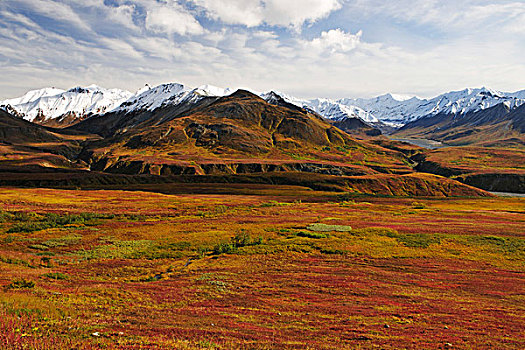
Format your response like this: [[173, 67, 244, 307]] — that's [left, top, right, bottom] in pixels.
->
[[2, 83, 524, 136], [0, 85, 133, 126], [395, 101, 525, 146], [270, 87, 525, 128]]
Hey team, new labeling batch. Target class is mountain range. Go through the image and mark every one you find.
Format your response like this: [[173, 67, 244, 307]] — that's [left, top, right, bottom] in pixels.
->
[[2, 83, 524, 136], [0, 82, 523, 194]]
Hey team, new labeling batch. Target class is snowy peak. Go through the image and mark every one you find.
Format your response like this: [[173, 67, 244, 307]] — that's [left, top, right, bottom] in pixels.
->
[[3, 87, 66, 106], [388, 93, 419, 102], [117, 83, 186, 112], [1, 85, 133, 124], [419, 87, 524, 118], [336, 87, 525, 127], [116, 83, 233, 113], [261, 91, 379, 125], [2, 83, 524, 130]]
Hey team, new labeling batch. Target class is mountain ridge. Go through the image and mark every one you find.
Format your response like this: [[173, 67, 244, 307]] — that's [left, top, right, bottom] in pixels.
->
[[3, 83, 525, 141]]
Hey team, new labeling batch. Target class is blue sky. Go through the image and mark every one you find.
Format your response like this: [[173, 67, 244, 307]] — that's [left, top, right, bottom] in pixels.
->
[[1, 0, 524, 99]]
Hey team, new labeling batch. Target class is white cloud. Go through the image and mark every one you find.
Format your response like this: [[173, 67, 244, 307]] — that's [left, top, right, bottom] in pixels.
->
[[263, 0, 343, 28], [145, 1, 204, 35], [349, 0, 525, 36], [191, 0, 342, 28], [0, 0, 524, 100], [106, 4, 138, 30], [7, 0, 93, 32], [192, 0, 263, 27], [308, 29, 362, 54]]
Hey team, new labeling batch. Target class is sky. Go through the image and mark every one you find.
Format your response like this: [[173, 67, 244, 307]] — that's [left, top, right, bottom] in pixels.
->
[[1, 0, 524, 100]]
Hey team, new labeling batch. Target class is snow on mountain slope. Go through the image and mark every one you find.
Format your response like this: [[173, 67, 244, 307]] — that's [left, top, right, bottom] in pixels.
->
[[2, 87, 66, 106], [263, 87, 525, 128], [261, 91, 378, 124], [116, 83, 233, 113], [342, 87, 525, 127], [1, 85, 133, 123], [3, 83, 524, 130], [306, 99, 378, 123]]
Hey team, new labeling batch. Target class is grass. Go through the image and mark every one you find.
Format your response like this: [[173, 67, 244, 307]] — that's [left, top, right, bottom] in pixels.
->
[[307, 223, 353, 232], [0, 187, 523, 349], [6, 212, 114, 233]]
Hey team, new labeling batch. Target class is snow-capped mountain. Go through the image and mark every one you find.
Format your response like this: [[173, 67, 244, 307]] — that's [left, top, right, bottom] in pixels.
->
[[261, 91, 378, 124], [343, 87, 525, 126], [3, 83, 524, 131], [117, 83, 233, 113], [0, 85, 133, 124], [265, 87, 525, 128]]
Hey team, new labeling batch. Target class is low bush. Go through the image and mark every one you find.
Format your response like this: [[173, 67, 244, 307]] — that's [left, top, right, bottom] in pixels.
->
[[296, 231, 328, 239], [383, 231, 440, 248], [212, 231, 263, 255], [6, 278, 35, 289], [468, 235, 525, 254], [6, 212, 114, 233], [42, 272, 68, 280], [411, 202, 427, 209]]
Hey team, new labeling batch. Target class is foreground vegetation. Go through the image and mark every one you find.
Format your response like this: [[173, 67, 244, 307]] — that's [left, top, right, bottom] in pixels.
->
[[0, 187, 523, 349]]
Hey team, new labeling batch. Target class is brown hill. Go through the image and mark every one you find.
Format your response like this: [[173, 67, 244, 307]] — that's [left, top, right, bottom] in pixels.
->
[[0, 109, 98, 171], [0, 93, 493, 197], [74, 90, 413, 176]]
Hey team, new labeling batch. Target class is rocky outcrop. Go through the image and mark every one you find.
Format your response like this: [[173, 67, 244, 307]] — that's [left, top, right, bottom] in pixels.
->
[[456, 173, 525, 193], [88, 156, 374, 177], [414, 159, 466, 177]]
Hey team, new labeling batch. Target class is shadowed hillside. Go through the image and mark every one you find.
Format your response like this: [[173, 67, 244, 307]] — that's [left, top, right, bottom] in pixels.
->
[[395, 103, 525, 147], [73, 90, 414, 177]]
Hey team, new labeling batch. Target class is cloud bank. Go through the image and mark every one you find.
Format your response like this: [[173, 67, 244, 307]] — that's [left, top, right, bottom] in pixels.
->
[[0, 0, 523, 99]]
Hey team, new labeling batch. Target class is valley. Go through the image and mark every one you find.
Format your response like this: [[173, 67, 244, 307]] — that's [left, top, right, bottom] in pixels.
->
[[2, 1, 524, 348], [0, 83, 524, 349], [0, 188, 523, 349]]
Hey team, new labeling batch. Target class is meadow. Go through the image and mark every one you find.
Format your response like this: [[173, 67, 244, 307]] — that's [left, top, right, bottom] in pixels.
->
[[0, 187, 523, 349]]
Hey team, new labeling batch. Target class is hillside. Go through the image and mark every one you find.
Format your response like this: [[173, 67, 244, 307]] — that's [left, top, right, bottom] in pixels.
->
[[413, 146, 525, 193], [395, 103, 525, 146], [72, 90, 413, 177], [0, 109, 97, 171], [0, 89, 507, 196]]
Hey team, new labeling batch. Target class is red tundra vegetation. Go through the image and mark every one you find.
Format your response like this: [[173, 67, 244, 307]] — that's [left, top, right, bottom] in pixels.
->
[[0, 187, 523, 349]]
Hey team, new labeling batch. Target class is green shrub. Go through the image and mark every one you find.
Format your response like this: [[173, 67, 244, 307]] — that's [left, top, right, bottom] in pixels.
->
[[13, 212, 38, 222], [6, 212, 113, 233], [6, 278, 35, 289], [78, 240, 155, 260], [212, 231, 263, 255], [0, 256, 34, 267], [320, 248, 346, 255], [259, 200, 287, 208], [0, 210, 13, 223], [29, 234, 82, 250], [8, 222, 53, 233], [468, 236, 525, 254], [383, 231, 440, 248], [296, 231, 328, 239], [411, 202, 427, 209], [212, 242, 236, 255], [42, 272, 68, 280]]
